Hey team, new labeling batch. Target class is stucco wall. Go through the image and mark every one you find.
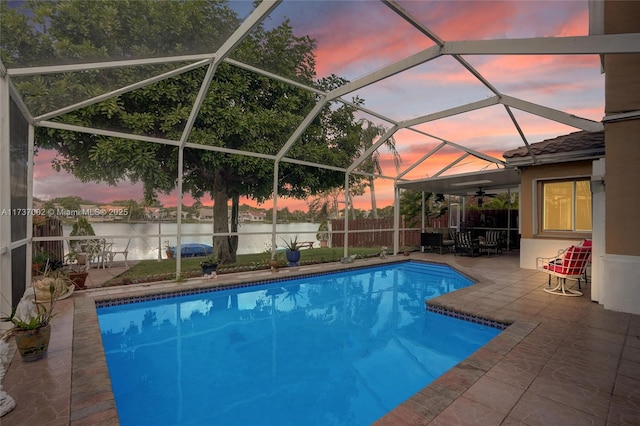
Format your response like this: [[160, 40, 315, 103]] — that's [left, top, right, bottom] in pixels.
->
[[604, 1, 640, 257], [605, 122, 640, 256], [605, 0, 640, 114], [600, 0, 640, 314]]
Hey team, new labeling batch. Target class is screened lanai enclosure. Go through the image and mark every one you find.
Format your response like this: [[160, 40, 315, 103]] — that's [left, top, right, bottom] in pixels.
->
[[2, 0, 639, 308]]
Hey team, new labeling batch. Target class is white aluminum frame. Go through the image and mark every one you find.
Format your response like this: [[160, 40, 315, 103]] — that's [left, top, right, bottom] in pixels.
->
[[2, 0, 640, 303]]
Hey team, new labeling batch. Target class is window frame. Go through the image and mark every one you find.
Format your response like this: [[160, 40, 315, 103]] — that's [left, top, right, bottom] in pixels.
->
[[535, 176, 593, 237]]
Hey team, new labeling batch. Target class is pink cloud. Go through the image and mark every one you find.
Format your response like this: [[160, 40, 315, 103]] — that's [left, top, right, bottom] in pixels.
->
[[553, 8, 589, 37], [422, 1, 519, 40], [309, 2, 437, 79]]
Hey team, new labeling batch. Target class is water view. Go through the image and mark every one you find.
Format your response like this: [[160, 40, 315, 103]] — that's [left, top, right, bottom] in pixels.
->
[[62, 222, 320, 260]]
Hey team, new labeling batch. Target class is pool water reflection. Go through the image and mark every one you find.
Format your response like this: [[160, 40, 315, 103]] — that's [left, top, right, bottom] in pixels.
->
[[98, 262, 502, 425]]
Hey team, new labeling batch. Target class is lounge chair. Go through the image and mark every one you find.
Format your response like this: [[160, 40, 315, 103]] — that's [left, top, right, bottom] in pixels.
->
[[480, 230, 504, 256], [453, 231, 480, 257], [536, 244, 591, 296]]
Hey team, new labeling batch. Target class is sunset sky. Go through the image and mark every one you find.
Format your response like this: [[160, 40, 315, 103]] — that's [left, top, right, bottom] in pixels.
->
[[30, 0, 604, 211]]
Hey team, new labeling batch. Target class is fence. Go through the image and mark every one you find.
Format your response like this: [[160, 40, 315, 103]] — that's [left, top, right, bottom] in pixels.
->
[[331, 218, 421, 248], [33, 216, 64, 261], [329, 209, 519, 250]]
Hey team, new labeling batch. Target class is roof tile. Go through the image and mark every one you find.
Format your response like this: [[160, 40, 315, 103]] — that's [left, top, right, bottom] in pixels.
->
[[503, 130, 604, 159]]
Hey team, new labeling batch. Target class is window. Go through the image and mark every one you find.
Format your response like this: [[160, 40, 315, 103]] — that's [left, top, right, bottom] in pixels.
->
[[542, 179, 592, 232]]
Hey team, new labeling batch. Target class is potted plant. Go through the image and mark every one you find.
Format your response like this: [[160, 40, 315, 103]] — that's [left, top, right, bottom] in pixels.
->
[[62, 259, 89, 289], [64, 247, 92, 290], [316, 219, 330, 248], [32, 250, 51, 276], [266, 251, 286, 273], [68, 217, 101, 268], [200, 255, 219, 277], [281, 236, 301, 267], [1, 273, 70, 362], [165, 241, 174, 259]]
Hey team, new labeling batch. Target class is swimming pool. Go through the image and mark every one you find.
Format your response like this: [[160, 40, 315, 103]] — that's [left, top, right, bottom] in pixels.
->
[[97, 262, 503, 425]]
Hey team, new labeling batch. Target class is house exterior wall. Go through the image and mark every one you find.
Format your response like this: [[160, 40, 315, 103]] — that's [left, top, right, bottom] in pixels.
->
[[518, 161, 594, 269], [601, 0, 640, 314], [605, 121, 640, 256]]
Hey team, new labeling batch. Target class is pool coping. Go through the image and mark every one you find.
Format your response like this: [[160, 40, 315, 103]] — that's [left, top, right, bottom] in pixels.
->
[[69, 258, 535, 425]]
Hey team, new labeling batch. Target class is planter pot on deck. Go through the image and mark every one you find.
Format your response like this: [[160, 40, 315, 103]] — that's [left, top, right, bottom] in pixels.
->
[[286, 249, 301, 267], [14, 324, 51, 362], [69, 271, 88, 290]]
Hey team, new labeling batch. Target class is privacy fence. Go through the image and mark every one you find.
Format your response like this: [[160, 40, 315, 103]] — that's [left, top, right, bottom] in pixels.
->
[[330, 208, 519, 249]]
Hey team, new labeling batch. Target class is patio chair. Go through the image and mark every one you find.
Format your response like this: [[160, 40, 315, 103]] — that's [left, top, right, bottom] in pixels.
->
[[578, 239, 592, 283], [536, 244, 591, 296], [453, 231, 480, 257], [103, 239, 131, 268], [481, 230, 504, 256]]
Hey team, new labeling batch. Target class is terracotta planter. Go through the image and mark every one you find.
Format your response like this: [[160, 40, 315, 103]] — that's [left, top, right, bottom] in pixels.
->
[[69, 271, 88, 290], [166, 250, 174, 259], [319, 240, 328, 248], [32, 263, 43, 275], [14, 324, 52, 362], [268, 260, 280, 273]]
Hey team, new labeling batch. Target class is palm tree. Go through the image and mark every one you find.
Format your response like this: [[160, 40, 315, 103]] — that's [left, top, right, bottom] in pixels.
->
[[356, 120, 401, 219]]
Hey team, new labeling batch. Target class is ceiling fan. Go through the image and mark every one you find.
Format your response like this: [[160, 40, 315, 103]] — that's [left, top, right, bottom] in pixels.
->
[[471, 187, 496, 207]]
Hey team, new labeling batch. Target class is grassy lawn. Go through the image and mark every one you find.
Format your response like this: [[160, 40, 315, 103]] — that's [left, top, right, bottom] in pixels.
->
[[107, 246, 386, 285]]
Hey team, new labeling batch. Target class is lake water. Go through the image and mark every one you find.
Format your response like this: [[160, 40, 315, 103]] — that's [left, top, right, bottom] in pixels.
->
[[62, 222, 320, 260]]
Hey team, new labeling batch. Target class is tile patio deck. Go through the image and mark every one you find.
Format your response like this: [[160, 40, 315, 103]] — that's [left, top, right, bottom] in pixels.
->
[[2, 252, 639, 425]]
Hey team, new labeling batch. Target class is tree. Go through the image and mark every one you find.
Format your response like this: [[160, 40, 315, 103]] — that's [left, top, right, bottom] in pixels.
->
[[3, 1, 364, 263], [399, 189, 446, 228], [52, 196, 83, 212], [480, 193, 519, 210], [355, 120, 401, 219]]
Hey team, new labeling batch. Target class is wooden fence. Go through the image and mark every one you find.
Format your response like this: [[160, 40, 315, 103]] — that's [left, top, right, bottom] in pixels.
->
[[33, 216, 64, 261], [330, 218, 421, 248], [329, 209, 518, 249]]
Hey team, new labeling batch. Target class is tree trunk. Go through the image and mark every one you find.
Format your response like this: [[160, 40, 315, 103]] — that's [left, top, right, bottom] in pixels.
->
[[369, 176, 378, 219], [229, 194, 239, 263], [212, 171, 233, 264]]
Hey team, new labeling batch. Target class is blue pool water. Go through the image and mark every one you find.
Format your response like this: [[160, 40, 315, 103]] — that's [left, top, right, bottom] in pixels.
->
[[97, 262, 502, 425]]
